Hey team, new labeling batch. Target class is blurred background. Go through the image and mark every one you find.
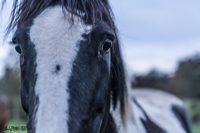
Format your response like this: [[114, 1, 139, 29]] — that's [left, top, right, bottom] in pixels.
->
[[0, 0, 200, 133]]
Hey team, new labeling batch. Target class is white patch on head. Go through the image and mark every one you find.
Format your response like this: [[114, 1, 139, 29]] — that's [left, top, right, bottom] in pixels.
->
[[30, 6, 91, 133]]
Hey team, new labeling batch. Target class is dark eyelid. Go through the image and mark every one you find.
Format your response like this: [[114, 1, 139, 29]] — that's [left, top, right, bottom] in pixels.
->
[[107, 34, 115, 41], [11, 37, 18, 45], [102, 30, 115, 40]]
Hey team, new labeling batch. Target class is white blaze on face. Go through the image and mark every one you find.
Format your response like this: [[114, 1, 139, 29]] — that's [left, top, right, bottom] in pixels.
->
[[30, 6, 91, 133]]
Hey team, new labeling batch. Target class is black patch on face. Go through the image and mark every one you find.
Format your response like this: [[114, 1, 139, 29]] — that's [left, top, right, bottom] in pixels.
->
[[171, 104, 192, 133], [67, 22, 114, 133], [13, 20, 39, 133], [133, 99, 167, 133]]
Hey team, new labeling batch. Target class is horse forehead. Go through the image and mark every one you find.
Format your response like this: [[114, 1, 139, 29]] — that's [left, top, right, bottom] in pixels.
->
[[30, 6, 91, 44], [28, 6, 93, 133]]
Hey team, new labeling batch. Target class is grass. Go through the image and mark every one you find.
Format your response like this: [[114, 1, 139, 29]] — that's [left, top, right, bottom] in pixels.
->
[[184, 99, 200, 133], [4, 118, 200, 133], [4, 119, 27, 133], [193, 122, 200, 133]]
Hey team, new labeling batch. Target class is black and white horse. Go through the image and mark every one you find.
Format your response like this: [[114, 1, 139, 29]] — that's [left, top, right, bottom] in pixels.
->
[[2, 0, 192, 133]]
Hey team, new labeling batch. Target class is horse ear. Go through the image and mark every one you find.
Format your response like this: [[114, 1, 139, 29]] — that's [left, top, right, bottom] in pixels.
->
[[110, 37, 127, 119]]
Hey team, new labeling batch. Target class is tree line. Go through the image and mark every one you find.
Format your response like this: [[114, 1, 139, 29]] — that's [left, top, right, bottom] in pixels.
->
[[132, 54, 200, 99]]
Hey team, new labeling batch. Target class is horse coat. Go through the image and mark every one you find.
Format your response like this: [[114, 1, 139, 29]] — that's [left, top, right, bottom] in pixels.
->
[[110, 88, 192, 133]]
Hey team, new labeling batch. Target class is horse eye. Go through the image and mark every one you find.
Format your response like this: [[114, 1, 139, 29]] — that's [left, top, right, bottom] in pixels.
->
[[15, 45, 22, 54], [102, 39, 113, 52]]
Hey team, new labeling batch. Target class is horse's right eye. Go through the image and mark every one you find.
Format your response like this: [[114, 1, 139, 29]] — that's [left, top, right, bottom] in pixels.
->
[[15, 45, 22, 54]]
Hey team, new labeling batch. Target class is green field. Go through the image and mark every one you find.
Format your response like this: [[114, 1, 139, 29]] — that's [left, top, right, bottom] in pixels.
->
[[4, 119, 27, 133], [193, 122, 200, 133], [4, 119, 200, 133]]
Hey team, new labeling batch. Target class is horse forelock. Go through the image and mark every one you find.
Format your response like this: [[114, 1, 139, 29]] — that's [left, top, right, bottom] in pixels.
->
[[2, 0, 115, 36]]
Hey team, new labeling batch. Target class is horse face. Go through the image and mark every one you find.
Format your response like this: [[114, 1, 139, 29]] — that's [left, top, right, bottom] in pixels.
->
[[12, 6, 114, 133]]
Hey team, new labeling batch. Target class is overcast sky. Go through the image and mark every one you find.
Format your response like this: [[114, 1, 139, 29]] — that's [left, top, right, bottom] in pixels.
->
[[110, 0, 200, 74], [1, 0, 200, 77]]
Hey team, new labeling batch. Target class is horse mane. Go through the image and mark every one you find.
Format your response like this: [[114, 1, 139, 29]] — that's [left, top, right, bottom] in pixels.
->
[[1, 0, 127, 124], [110, 37, 128, 124], [2, 0, 115, 35]]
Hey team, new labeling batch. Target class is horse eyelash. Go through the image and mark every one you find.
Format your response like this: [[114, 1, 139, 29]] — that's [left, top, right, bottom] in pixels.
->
[[9, 41, 15, 45]]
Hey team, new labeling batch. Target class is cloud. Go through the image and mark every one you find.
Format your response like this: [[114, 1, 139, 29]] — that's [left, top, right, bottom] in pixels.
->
[[110, 0, 200, 73], [110, 0, 200, 43], [121, 39, 200, 74]]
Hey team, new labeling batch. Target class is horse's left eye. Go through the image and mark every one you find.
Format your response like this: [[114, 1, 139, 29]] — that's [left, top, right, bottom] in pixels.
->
[[102, 39, 113, 52], [15, 45, 22, 54]]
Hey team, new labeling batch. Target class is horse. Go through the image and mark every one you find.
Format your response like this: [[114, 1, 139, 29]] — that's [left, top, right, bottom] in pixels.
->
[[129, 88, 192, 133], [0, 96, 9, 133], [1, 0, 192, 133]]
